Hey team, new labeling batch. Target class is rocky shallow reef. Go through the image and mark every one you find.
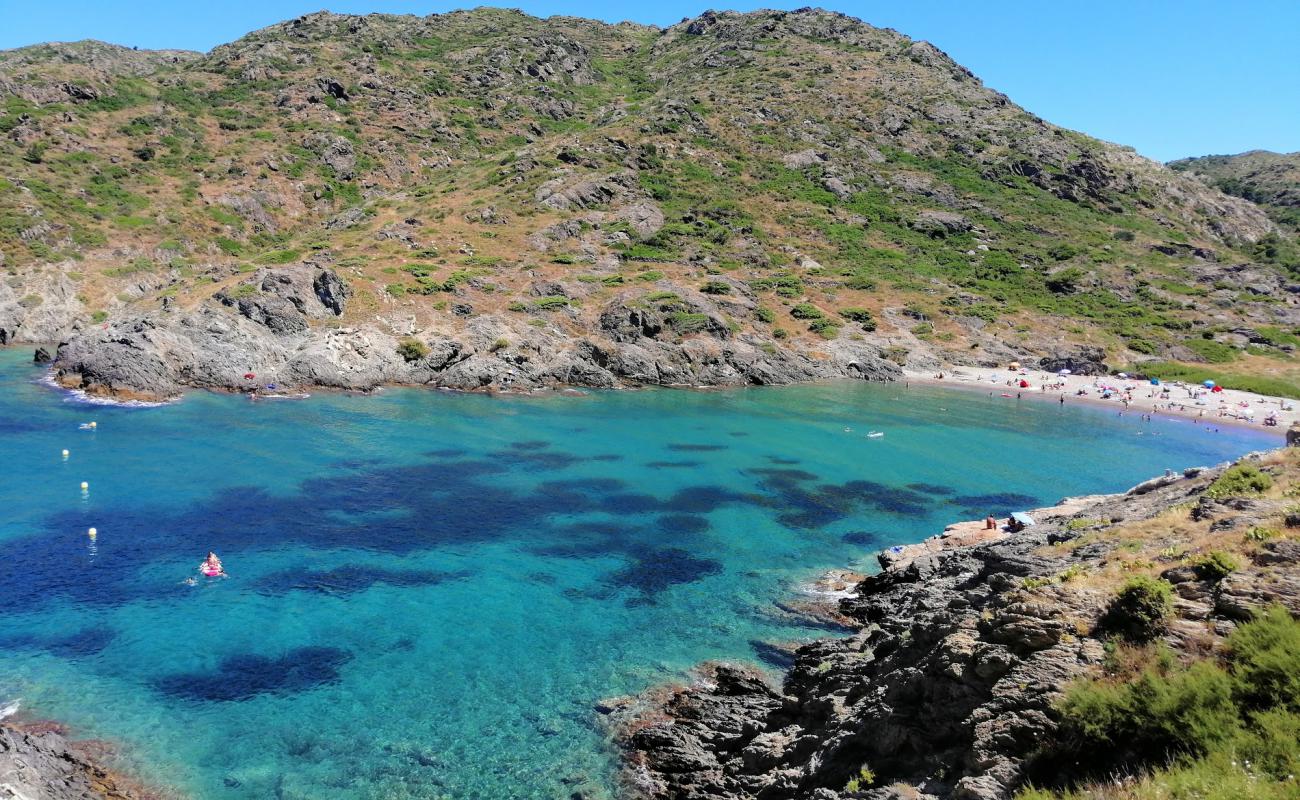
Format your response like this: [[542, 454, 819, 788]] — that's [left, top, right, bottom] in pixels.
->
[[610, 449, 1300, 800]]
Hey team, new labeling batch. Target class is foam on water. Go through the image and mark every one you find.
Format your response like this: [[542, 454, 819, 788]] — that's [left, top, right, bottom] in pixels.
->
[[0, 348, 1278, 798]]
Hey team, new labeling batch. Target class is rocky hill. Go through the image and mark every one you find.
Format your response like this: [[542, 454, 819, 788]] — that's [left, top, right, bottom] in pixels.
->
[[2, 8, 1298, 397], [1170, 150, 1300, 232], [612, 448, 1300, 799]]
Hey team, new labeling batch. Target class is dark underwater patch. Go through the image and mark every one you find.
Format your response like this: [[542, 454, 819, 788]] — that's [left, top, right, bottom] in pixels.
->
[[748, 467, 821, 483], [507, 440, 550, 451], [645, 460, 701, 469], [748, 472, 932, 528], [155, 645, 351, 702], [667, 443, 727, 452], [0, 626, 117, 659], [905, 482, 956, 496], [606, 546, 723, 598], [765, 456, 801, 465], [728, 431, 749, 437], [590, 454, 624, 462], [492, 449, 584, 470], [750, 640, 797, 669], [657, 514, 710, 535], [538, 477, 626, 494], [842, 531, 881, 546]]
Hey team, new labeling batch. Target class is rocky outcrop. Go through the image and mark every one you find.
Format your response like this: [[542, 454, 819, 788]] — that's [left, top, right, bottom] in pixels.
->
[[50, 276, 901, 399], [614, 455, 1298, 800], [0, 722, 148, 800], [0, 268, 85, 344]]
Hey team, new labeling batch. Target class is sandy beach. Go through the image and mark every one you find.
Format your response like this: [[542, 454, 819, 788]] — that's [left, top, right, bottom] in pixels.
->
[[905, 365, 1297, 434]]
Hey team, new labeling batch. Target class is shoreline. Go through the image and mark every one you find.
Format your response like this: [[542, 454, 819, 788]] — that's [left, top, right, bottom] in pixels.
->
[[613, 449, 1300, 798], [0, 714, 169, 800], [904, 365, 1294, 436]]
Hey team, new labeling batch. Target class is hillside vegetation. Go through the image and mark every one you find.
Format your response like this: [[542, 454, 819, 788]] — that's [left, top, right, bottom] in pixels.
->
[[2, 8, 1298, 388]]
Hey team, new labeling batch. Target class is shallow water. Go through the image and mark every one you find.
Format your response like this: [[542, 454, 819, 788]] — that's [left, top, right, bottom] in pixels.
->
[[0, 348, 1277, 798]]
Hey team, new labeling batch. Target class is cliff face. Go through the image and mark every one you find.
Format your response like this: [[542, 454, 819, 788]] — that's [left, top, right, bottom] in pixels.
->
[[612, 449, 1300, 799], [2, 8, 1296, 396]]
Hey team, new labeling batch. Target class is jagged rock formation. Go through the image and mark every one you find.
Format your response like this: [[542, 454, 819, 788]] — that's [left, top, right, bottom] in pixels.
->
[[0, 721, 148, 800], [1, 8, 1297, 396], [612, 450, 1300, 799]]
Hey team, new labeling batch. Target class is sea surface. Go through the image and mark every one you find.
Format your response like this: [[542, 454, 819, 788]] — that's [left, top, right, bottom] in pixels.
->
[[0, 348, 1277, 799]]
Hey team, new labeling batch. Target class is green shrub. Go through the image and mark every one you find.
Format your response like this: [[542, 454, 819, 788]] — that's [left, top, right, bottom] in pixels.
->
[[1059, 657, 1239, 758], [1184, 337, 1239, 364], [1029, 607, 1300, 798], [754, 306, 776, 324], [700, 280, 732, 295], [668, 312, 711, 333], [790, 303, 824, 320], [838, 307, 876, 330], [90, 310, 109, 323], [1048, 243, 1078, 261], [396, 338, 429, 362], [1103, 575, 1173, 642], [1205, 464, 1272, 499], [1226, 605, 1300, 711], [215, 237, 243, 256], [1191, 551, 1240, 582], [1246, 526, 1279, 542], [1046, 267, 1086, 294], [843, 765, 875, 793], [808, 318, 839, 339], [257, 249, 301, 265]]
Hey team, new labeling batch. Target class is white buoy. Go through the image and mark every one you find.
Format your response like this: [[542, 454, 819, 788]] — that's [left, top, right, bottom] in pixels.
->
[[88, 527, 97, 538], [62, 449, 70, 459], [80, 481, 89, 491], [90, 422, 97, 429]]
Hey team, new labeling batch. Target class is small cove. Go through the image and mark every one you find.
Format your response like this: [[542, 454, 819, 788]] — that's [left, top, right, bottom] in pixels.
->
[[0, 348, 1278, 799]]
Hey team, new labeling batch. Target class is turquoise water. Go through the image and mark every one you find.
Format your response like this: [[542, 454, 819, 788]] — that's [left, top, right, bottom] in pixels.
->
[[0, 347, 1277, 799]]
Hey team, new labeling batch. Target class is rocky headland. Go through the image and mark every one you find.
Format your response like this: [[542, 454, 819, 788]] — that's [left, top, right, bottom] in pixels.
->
[[0, 718, 156, 800], [44, 264, 902, 400], [609, 448, 1300, 799]]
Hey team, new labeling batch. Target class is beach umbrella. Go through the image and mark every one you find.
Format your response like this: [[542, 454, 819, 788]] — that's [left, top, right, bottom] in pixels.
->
[[1150, 378, 1160, 385], [1019, 379, 1030, 388], [1058, 368, 1072, 376], [1203, 380, 1216, 388], [1008, 361, 1020, 369], [1011, 512, 1036, 526], [1117, 372, 1128, 379]]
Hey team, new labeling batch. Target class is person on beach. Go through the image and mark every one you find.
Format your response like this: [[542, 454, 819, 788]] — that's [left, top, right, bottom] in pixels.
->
[[985, 514, 997, 530]]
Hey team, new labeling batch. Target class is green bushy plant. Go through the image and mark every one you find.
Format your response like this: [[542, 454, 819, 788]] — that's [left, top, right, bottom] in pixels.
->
[[1204, 464, 1272, 499], [1103, 575, 1172, 642]]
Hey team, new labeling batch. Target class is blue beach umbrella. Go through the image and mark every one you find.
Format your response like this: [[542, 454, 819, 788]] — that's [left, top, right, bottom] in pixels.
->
[[1203, 380, 1216, 388]]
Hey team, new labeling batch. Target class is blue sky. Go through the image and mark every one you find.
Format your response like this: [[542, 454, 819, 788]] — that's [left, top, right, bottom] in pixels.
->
[[2, 0, 1296, 162]]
